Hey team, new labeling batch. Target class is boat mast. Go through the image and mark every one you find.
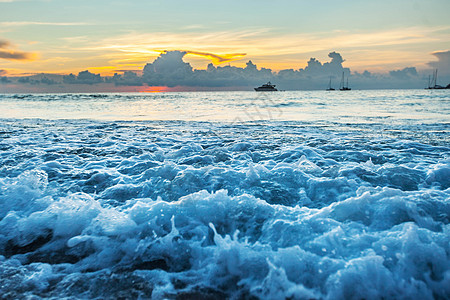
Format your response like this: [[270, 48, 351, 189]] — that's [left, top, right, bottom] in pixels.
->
[[435, 69, 438, 87], [431, 69, 437, 88]]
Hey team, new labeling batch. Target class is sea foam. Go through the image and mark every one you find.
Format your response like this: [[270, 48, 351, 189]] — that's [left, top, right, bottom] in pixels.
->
[[0, 90, 449, 299]]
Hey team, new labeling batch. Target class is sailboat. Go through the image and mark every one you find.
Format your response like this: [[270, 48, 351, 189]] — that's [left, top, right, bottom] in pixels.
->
[[426, 69, 446, 89], [326, 76, 335, 91], [339, 72, 351, 91]]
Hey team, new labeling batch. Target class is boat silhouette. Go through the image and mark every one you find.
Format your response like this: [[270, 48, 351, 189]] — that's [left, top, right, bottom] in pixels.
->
[[254, 82, 278, 91], [339, 72, 351, 91], [326, 76, 335, 91], [426, 69, 449, 89]]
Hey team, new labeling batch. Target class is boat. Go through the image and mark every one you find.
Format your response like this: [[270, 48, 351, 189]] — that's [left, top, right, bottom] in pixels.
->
[[326, 76, 335, 91], [339, 72, 351, 91], [254, 82, 278, 91], [426, 69, 447, 89]]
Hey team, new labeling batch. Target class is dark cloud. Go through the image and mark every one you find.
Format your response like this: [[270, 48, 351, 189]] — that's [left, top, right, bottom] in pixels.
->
[[144, 51, 192, 74], [362, 70, 372, 78], [18, 75, 57, 85], [114, 69, 142, 74], [0, 50, 33, 60], [40, 77, 57, 85], [428, 50, 450, 83], [63, 70, 103, 84], [429, 50, 450, 69], [142, 51, 274, 87], [0, 68, 10, 84], [299, 52, 349, 76], [142, 51, 194, 87], [0, 39, 36, 61], [124, 50, 429, 89], [425, 50, 450, 86], [0, 76, 10, 84], [107, 71, 143, 86], [7, 49, 447, 91], [328, 51, 344, 65], [389, 67, 418, 79], [0, 40, 11, 48]]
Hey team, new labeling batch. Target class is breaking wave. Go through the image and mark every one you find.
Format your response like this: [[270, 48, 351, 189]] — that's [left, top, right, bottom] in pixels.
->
[[0, 116, 449, 299]]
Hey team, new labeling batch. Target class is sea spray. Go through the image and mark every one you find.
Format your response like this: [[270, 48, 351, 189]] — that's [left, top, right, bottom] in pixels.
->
[[0, 90, 449, 298]]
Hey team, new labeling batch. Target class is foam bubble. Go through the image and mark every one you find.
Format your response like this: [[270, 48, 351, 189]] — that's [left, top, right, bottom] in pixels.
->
[[0, 117, 448, 298]]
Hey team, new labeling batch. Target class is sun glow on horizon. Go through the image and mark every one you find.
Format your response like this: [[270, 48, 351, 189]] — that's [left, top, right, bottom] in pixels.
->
[[139, 86, 170, 93]]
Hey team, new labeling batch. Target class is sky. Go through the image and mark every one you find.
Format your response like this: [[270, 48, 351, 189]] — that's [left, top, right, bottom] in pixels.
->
[[1, 0, 450, 91]]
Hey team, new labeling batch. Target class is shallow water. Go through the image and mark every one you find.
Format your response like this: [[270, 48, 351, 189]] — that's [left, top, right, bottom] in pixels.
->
[[0, 90, 449, 299]]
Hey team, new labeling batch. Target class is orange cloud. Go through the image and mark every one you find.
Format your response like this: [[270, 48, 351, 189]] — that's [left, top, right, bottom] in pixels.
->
[[184, 50, 246, 64], [154, 49, 246, 64], [0, 39, 37, 61]]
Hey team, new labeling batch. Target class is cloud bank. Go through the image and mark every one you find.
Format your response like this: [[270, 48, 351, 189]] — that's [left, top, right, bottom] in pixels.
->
[[2, 49, 449, 92], [63, 70, 103, 85], [138, 50, 429, 90]]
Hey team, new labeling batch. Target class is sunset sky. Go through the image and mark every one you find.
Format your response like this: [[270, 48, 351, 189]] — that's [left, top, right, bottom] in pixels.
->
[[1, 0, 450, 76]]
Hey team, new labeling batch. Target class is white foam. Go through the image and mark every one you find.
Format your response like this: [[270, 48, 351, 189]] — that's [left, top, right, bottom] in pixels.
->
[[0, 115, 448, 298]]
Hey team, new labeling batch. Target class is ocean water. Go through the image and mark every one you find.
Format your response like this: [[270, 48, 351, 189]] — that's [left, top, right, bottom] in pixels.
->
[[0, 90, 449, 299]]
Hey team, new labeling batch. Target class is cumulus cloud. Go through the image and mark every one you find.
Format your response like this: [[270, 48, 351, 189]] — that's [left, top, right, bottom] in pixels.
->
[[425, 50, 450, 85], [194, 61, 273, 87], [0, 68, 10, 84], [139, 50, 430, 90], [63, 70, 103, 84], [389, 67, 418, 79], [17, 75, 57, 85], [429, 50, 450, 68], [142, 50, 273, 87], [107, 71, 143, 86], [7, 49, 445, 91], [270, 51, 353, 89], [0, 39, 36, 61], [110, 50, 429, 89], [142, 51, 194, 87], [301, 52, 347, 76], [428, 50, 450, 79], [0, 76, 10, 84]]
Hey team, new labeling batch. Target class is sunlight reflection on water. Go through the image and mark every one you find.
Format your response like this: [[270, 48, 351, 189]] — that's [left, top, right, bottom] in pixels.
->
[[0, 90, 448, 126]]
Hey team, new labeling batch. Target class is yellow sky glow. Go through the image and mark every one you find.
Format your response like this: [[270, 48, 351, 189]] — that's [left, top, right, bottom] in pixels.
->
[[1, 26, 449, 76]]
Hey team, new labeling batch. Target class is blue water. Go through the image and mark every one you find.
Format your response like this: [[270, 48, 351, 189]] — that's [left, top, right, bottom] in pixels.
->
[[0, 90, 449, 299]]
